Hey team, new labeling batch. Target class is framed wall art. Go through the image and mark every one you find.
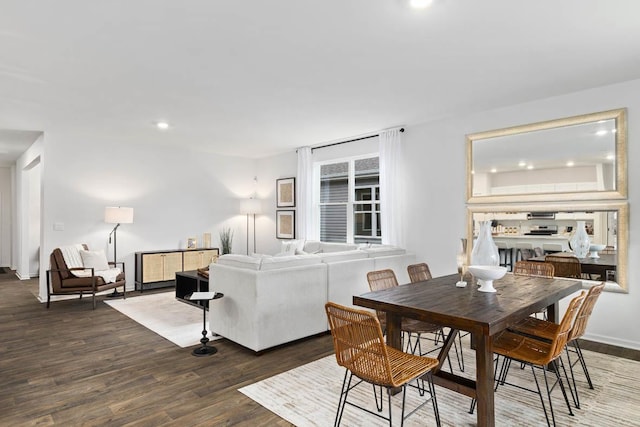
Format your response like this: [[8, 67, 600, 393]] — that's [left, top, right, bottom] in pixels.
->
[[187, 237, 197, 249], [276, 177, 296, 208], [276, 210, 295, 239]]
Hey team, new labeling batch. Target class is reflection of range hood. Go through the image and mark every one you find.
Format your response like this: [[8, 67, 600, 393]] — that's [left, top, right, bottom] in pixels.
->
[[525, 225, 558, 236], [527, 212, 556, 220]]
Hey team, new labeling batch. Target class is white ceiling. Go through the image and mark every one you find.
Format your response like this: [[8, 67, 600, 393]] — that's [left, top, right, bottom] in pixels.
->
[[1, 0, 640, 163]]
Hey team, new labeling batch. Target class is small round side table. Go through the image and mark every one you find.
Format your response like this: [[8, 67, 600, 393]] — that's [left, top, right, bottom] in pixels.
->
[[188, 291, 224, 357]]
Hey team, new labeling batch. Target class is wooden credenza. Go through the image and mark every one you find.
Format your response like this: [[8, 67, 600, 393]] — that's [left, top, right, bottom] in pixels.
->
[[134, 248, 219, 292]]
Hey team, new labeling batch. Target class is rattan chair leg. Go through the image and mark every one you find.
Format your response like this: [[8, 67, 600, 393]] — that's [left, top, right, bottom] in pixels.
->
[[555, 357, 577, 413], [533, 364, 554, 427], [573, 340, 594, 389]]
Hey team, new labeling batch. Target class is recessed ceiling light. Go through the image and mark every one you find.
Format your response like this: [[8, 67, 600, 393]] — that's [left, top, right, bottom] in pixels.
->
[[490, 168, 497, 173], [527, 165, 534, 170], [606, 153, 615, 160], [409, 0, 433, 9], [611, 129, 617, 134], [566, 161, 575, 167], [156, 121, 170, 130], [518, 161, 526, 167], [596, 130, 608, 136]]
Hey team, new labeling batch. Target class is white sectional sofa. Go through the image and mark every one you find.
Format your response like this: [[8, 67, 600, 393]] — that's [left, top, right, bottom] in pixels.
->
[[208, 240, 415, 352]]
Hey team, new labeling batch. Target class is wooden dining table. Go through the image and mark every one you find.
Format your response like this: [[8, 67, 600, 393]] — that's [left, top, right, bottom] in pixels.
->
[[353, 273, 582, 427]]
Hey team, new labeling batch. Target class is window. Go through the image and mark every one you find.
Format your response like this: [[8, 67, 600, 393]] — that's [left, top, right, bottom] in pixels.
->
[[318, 156, 381, 244]]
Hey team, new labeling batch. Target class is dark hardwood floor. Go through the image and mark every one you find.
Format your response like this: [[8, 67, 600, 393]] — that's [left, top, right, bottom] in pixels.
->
[[0, 272, 334, 426]]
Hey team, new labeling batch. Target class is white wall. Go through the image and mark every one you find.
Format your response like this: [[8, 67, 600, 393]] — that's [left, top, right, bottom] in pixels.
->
[[0, 167, 12, 267], [403, 78, 640, 349], [39, 131, 257, 299]]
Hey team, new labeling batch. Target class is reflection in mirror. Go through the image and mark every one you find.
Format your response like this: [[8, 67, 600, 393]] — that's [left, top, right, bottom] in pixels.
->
[[466, 203, 628, 293], [467, 108, 627, 203]]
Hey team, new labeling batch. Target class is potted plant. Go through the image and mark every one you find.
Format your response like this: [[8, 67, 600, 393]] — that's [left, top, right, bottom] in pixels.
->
[[219, 227, 234, 255]]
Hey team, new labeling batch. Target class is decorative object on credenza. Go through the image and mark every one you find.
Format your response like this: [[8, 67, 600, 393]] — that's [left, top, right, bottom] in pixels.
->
[[104, 206, 134, 298], [219, 227, 234, 255], [203, 232, 211, 248], [276, 210, 295, 239], [187, 237, 197, 249], [240, 198, 262, 254], [276, 177, 296, 208]]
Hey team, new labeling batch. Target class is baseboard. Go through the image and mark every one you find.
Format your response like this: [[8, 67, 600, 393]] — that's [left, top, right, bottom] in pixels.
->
[[579, 338, 640, 361], [582, 332, 640, 351]]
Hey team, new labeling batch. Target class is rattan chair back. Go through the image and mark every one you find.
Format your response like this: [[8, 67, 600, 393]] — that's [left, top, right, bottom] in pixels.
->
[[545, 254, 582, 279], [407, 263, 433, 283], [325, 302, 394, 386], [513, 261, 555, 278], [366, 269, 398, 291], [546, 291, 586, 362], [569, 282, 605, 342]]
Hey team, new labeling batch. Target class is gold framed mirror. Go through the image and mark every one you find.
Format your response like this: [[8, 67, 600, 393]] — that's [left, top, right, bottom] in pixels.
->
[[466, 108, 627, 204], [466, 201, 628, 293]]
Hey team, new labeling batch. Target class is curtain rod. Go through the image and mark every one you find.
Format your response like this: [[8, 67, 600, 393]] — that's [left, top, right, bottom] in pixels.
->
[[311, 128, 404, 152]]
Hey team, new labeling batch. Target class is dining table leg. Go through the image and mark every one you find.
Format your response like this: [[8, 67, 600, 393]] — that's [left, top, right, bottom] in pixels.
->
[[474, 332, 495, 427]]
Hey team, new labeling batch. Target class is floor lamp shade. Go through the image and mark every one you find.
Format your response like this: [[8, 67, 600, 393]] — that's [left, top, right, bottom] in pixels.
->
[[240, 199, 262, 215], [105, 207, 134, 224]]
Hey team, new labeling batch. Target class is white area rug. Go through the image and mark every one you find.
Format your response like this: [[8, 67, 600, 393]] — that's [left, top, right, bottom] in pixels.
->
[[239, 336, 640, 426], [104, 292, 221, 348]]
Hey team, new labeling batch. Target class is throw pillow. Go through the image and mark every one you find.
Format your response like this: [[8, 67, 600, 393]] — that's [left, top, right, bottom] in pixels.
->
[[281, 239, 304, 255], [79, 249, 110, 271]]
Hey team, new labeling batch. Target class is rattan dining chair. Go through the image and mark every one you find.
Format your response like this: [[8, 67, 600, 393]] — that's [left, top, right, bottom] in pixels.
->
[[406, 263, 465, 372], [490, 291, 586, 426], [367, 269, 451, 368], [545, 254, 582, 279], [325, 302, 441, 427], [509, 282, 605, 409], [513, 260, 555, 278]]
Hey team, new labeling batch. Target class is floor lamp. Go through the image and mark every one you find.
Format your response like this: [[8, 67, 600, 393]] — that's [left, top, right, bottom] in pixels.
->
[[240, 199, 261, 255], [105, 206, 134, 297]]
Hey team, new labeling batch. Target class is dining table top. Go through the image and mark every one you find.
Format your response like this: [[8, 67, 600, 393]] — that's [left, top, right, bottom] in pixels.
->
[[353, 273, 583, 336]]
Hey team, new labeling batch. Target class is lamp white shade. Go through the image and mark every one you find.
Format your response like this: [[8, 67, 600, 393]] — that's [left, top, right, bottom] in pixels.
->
[[104, 207, 134, 224], [240, 198, 262, 215]]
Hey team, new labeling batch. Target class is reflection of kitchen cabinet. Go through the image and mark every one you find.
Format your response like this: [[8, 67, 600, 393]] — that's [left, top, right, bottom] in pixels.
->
[[135, 248, 220, 292], [183, 249, 219, 271]]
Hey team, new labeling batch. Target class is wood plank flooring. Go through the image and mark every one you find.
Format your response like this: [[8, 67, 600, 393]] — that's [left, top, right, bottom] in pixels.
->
[[2, 271, 638, 426], [0, 273, 334, 426]]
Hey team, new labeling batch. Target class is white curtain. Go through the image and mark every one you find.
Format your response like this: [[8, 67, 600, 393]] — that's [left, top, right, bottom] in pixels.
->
[[296, 146, 317, 240], [379, 128, 405, 247]]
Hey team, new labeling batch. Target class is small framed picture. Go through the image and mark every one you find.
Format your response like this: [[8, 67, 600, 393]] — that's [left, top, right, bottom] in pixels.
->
[[187, 237, 197, 249], [276, 210, 295, 239], [276, 177, 296, 208]]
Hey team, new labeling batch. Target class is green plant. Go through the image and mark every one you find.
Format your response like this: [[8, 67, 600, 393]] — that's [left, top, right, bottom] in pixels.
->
[[219, 227, 234, 255]]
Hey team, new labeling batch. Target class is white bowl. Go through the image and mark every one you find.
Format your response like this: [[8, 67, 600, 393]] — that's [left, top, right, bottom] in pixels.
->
[[588, 244, 607, 258], [468, 265, 507, 293]]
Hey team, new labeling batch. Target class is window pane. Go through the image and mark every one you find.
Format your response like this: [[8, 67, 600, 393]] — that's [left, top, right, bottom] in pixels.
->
[[321, 162, 349, 203], [354, 212, 372, 235], [355, 188, 372, 201], [320, 205, 347, 242]]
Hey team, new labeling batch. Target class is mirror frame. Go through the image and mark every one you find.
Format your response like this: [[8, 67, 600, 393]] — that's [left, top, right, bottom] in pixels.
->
[[466, 108, 627, 204], [466, 201, 628, 293]]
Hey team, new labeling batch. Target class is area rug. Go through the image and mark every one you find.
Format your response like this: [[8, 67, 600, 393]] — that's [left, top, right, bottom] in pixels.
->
[[104, 291, 222, 348], [239, 337, 640, 426]]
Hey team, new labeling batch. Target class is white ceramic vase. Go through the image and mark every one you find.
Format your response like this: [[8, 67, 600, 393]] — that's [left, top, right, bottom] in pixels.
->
[[569, 220, 591, 258], [471, 221, 500, 267]]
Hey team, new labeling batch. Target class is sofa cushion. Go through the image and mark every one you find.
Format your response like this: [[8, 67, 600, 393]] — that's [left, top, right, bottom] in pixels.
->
[[362, 245, 406, 258], [318, 250, 368, 263], [217, 254, 263, 270], [302, 240, 323, 254], [259, 254, 322, 270]]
